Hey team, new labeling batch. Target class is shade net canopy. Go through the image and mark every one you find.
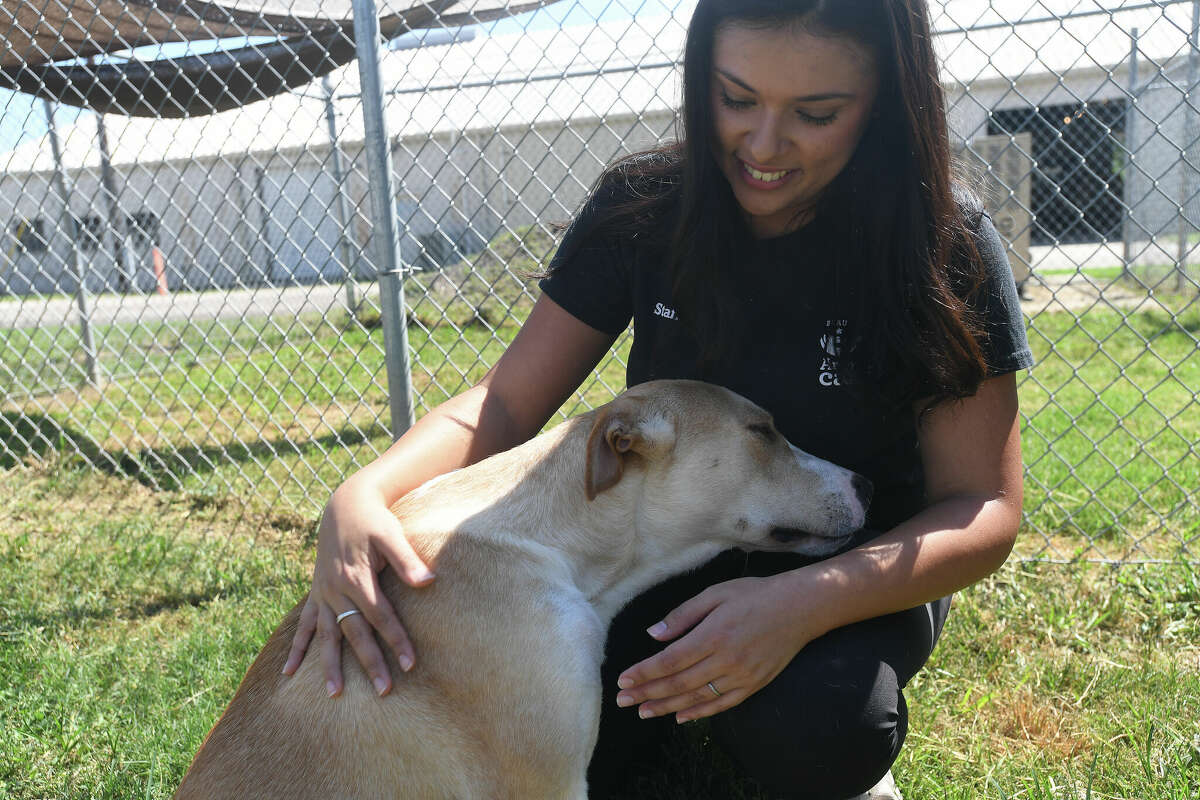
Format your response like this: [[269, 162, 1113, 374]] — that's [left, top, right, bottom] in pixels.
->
[[0, 0, 558, 116]]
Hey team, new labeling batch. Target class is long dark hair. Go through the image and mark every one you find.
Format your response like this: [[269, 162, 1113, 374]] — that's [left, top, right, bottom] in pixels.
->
[[577, 0, 989, 410]]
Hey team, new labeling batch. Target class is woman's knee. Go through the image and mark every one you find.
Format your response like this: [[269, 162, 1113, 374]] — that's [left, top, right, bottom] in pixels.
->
[[711, 658, 906, 798]]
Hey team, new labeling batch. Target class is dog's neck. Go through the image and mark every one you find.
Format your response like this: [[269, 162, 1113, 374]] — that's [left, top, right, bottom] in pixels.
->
[[394, 414, 730, 626]]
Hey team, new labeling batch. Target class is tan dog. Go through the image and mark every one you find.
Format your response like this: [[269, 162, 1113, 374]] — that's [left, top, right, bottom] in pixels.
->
[[174, 379, 871, 800]]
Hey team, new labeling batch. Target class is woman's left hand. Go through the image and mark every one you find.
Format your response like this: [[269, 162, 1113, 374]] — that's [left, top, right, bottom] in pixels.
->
[[614, 575, 823, 724]]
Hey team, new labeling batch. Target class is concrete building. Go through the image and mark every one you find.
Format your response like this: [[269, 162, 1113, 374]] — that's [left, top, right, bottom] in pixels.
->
[[1, 3, 1195, 296]]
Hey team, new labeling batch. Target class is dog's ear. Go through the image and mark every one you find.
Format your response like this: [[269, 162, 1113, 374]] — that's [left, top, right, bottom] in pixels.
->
[[584, 408, 639, 501], [584, 404, 673, 501]]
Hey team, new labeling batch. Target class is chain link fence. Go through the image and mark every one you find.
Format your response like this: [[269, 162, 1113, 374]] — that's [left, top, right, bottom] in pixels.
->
[[0, 0, 1196, 563]]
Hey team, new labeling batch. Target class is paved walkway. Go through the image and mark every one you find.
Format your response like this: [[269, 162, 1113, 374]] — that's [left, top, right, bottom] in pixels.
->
[[2, 250, 1193, 332], [0, 282, 366, 331]]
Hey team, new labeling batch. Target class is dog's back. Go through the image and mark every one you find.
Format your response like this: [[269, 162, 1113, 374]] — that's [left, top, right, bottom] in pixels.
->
[[175, 532, 602, 799], [173, 601, 484, 799], [174, 381, 870, 800]]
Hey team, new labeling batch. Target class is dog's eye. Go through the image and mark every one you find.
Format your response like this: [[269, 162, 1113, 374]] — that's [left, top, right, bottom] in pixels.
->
[[747, 422, 776, 442]]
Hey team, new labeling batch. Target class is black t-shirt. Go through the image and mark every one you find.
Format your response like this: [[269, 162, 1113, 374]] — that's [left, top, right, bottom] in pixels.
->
[[539, 181, 1034, 531]]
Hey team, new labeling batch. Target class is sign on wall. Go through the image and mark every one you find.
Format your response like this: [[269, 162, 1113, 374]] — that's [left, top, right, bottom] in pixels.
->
[[961, 132, 1033, 285]]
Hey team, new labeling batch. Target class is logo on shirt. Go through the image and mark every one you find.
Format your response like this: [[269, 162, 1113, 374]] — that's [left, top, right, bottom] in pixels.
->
[[653, 302, 679, 321], [818, 319, 848, 387]]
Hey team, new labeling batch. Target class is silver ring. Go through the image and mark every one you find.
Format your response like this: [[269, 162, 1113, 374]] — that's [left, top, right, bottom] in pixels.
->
[[335, 608, 362, 625], [706, 681, 722, 698]]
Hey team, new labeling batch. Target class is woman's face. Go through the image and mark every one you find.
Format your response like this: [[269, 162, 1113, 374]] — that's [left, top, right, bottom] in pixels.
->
[[711, 22, 880, 238]]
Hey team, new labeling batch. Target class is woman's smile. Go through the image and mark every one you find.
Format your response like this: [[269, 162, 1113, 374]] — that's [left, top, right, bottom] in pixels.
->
[[712, 23, 879, 237], [739, 159, 798, 188]]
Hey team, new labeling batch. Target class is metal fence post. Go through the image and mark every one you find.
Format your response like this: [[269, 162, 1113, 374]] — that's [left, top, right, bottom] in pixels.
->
[[44, 99, 100, 388], [1182, 0, 1200, 291], [322, 74, 361, 315], [351, 0, 416, 438], [1178, 1, 1200, 288], [1123, 27, 1139, 281]]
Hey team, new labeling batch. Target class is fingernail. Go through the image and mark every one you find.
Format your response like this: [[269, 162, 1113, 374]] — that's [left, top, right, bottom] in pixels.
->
[[616, 693, 634, 708], [374, 676, 389, 696], [418, 570, 436, 584], [647, 621, 667, 637], [399, 655, 413, 672], [676, 715, 691, 725], [281, 663, 293, 676], [617, 676, 633, 690], [638, 707, 656, 719], [326, 681, 338, 698]]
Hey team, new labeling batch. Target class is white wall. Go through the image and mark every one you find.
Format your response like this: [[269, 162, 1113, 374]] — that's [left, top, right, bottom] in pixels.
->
[[1, 108, 678, 295]]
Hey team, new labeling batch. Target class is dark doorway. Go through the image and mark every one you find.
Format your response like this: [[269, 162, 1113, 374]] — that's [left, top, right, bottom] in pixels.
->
[[990, 100, 1126, 245]]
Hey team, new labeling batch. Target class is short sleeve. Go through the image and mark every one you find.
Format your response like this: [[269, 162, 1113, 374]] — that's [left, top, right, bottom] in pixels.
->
[[970, 211, 1035, 375], [538, 182, 635, 336]]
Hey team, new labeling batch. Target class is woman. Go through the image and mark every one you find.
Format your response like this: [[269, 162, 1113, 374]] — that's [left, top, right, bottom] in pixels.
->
[[283, 0, 1033, 797]]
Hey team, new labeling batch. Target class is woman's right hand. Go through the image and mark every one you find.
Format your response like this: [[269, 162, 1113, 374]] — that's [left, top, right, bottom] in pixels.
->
[[281, 479, 436, 698]]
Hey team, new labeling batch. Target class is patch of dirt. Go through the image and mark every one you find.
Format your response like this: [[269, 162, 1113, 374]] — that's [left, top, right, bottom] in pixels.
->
[[1020, 272, 1165, 315], [990, 685, 1093, 759]]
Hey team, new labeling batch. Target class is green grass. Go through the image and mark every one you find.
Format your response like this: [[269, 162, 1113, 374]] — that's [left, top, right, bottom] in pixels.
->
[[1, 225, 1197, 547], [0, 226, 630, 516], [1034, 261, 1199, 293], [1, 462, 1197, 798], [898, 561, 1200, 799], [0, 466, 312, 799], [1037, 265, 1126, 280], [0, 304, 631, 512], [1, 221, 1197, 794], [3, 283, 1196, 559], [1017, 302, 1199, 559]]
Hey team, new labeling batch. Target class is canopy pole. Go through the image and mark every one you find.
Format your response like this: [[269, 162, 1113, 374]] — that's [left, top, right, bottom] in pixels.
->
[[45, 99, 100, 387], [322, 74, 361, 315]]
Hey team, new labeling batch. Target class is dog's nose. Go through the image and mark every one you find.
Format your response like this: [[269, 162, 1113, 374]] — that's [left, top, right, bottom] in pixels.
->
[[852, 473, 874, 509]]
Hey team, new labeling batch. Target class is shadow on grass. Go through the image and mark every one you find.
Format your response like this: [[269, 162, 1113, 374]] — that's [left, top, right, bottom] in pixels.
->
[[6, 577, 302, 632], [0, 410, 106, 469], [1146, 310, 1200, 339], [1, 412, 318, 632], [1, 409, 390, 493]]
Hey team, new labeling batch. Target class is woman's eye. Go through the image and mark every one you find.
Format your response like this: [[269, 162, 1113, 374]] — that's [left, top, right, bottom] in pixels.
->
[[718, 84, 838, 126], [719, 90, 754, 110], [797, 110, 838, 126]]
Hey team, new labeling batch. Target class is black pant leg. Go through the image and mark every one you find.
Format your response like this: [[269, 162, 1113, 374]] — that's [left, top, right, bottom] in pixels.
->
[[588, 544, 952, 799], [587, 550, 748, 795], [710, 594, 952, 799]]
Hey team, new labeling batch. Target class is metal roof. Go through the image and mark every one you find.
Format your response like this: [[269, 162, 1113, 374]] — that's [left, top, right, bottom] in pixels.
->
[[4, 3, 1194, 174]]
